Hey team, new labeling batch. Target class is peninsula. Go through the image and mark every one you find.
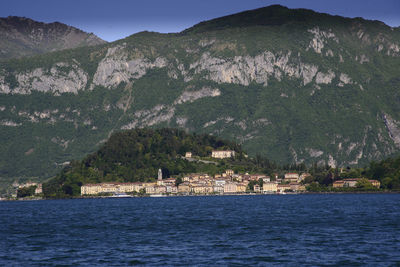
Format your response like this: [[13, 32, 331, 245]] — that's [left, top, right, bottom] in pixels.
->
[[8, 128, 397, 200]]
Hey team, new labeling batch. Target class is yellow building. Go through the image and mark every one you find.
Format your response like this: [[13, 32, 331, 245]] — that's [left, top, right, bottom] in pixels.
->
[[236, 183, 247, 193], [81, 182, 150, 195], [145, 186, 156, 194], [81, 184, 101, 195], [224, 183, 237, 194], [333, 179, 381, 188], [284, 173, 299, 183], [225, 169, 234, 176], [333, 180, 345, 188], [263, 182, 278, 192], [298, 185, 306, 191], [277, 184, 291, 193], [178, 183, 191, 193], [369, 180, 381, 188], [132, 183, 144, 192], [154, 186, 167, 194], [289, 182, 301, 191]]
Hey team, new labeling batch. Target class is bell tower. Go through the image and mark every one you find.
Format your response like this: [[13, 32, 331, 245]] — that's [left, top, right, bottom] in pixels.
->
[[158, 168, 162, 181]]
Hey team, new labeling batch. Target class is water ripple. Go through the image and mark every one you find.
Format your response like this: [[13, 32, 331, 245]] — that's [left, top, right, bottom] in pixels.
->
[[1, 194, 400, 265]]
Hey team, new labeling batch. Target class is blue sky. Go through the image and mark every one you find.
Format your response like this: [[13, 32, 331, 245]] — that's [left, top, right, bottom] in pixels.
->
[[1, 0, 399, 42]]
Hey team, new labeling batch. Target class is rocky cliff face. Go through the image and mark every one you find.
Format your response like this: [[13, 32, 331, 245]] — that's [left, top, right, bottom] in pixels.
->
[[0, 16, 106, 59], [0, 5, 400, 189]]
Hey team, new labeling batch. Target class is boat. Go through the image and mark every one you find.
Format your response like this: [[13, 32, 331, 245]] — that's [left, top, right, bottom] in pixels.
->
[[149, 194, 166, 197], [110, 192, 133, 198]]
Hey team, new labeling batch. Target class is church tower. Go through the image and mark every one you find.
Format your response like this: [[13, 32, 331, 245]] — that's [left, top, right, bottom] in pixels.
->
[[158, 168, 162, 181]]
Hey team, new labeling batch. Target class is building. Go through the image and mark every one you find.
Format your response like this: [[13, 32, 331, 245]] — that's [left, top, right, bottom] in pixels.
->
[[213, 186, 224, 194], [215, 180, 226, 187], [236, 183, 247, 193], [178, 183, 191, 193], [263, 182, 278, 193], [185, 152, 192, 158], [166, 185, 178, 194], [333, 178, 381, 188], [333, 180, 345, 188], [81, 184, 100, 195], [17, 182, 43, 195], [277, 184, 291, 193], [159, 178, 176, 186], [81, 182, 143, 195], [284, 173, 299, 183], [369, 180, 381, 188], [34, 184, 43, 194], [155, 186, 167, 194], [343, 179, 359, 187], [145, 186, 156, 194], [132, 182, 144, 192], [298, 185, 306, 191], [224, 183, 237, 194], [211, 150, 236, 159], [158, 168, 162, 181], [250, 174, 266, 181], [289, 182, 301, 191], [225, 169, 234, 176], [299, 173, 311, 182], [192, 185, 213, 194], [263, 176, 271, 183]]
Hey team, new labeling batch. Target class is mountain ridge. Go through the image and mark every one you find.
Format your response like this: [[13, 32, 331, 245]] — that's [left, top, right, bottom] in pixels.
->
[[0, 16, 106, 59], [182, 5, 395, 34]]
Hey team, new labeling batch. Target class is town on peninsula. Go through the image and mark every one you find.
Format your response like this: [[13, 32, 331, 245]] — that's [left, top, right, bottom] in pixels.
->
[[11, 149, 381, 200]]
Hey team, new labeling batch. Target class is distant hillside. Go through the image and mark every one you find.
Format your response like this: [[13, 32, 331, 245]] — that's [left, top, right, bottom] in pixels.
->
[[0, 16, 106, 59], [42, 128, 248, 197]]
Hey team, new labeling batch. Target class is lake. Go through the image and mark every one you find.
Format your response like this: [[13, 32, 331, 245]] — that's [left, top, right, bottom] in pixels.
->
[[1, 194, 400, 265]]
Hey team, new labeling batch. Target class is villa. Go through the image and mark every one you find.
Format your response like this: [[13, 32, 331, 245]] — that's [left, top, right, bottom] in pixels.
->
[[211, 150, 236, 159]]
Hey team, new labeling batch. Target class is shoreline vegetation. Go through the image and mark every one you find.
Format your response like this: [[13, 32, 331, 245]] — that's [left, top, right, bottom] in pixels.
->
[[6, 128, 400, 200]]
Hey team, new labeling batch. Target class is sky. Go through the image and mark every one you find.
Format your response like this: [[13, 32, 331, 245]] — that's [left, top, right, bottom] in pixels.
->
[[1, 0, 399, 42]]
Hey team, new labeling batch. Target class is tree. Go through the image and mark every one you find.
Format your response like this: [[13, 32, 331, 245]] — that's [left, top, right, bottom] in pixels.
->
[[17, 186, 36, 198], [356, 178, 375, 190], [175, 177, 183, 186]]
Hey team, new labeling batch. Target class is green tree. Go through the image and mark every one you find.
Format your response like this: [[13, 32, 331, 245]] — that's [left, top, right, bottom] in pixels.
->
[[17, 186, 36, 198], [356, 178, 376, 190], [175, 177, 183, 186]]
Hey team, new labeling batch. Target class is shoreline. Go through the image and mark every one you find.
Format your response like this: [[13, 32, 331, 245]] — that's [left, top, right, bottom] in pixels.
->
[[1, 190, 399, 201]]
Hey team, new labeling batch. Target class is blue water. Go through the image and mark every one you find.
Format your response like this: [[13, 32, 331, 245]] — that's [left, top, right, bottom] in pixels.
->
[[1, 194, 400, 266]]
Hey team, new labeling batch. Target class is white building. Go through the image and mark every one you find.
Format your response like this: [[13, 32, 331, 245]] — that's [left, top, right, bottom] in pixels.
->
[[215, 180, 226, 186], [211, 150, 236, 159]]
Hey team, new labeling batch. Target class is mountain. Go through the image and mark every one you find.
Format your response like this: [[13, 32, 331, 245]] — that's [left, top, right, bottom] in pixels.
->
[[1, 5, 400, 192], [0, 16, 106, 59]]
